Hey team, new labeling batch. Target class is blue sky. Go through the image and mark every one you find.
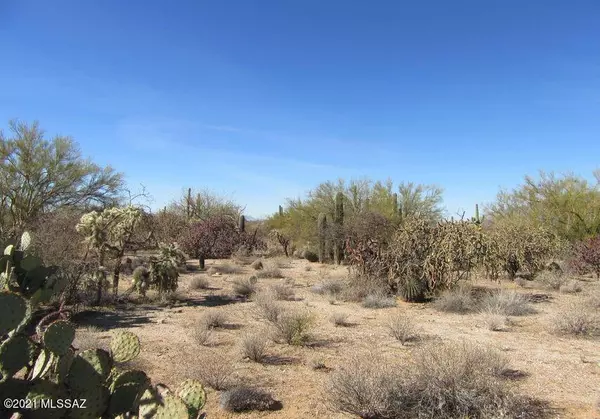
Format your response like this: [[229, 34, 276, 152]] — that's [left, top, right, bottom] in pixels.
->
[[1, 1, 599, 218]]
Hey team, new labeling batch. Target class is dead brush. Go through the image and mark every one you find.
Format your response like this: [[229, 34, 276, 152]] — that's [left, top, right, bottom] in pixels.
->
[[254, 289, 284, 323], [240, 332, 269, 362], [192, 350, 237, 390], [480, 289, 535, 316], [386, 312, 419, 345]]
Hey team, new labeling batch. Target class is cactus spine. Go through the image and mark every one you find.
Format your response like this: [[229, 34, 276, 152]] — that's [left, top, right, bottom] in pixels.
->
[[317, 213, 327, 263], [334, 192, 344, 265]]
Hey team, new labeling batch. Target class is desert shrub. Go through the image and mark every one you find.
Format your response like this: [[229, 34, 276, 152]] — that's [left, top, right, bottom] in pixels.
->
[[481, 309, 508, 331], [200, 309, 228, 329], [559, 280, 582, 294], [489, 221, 564, 279], [386, 313, 419, 345], [269, 283, 295, 300], [514, 277, 528, 288], [251, 259, 263, 270], [310, 357, 328, 370], [330, 312, 350, 327], [362, 292, 397, 309], [132, 266, 150, 284], [480, 290, 534, 316], [232, 276, 258, 297], [327, 352, 407, 419], [433, 284, 475, 313], [303, 250, 319, 262], [240, 332, 269, 362], [273, 310, 315, 345], [189, 276, 210, 290], [220, 387, 280, 412], [255, 267, 284, 279], [193, 322, 214, 346], [333, 342, 543, 418], [411, 342, 518, 418], [312, 279, 346, 296], [551, 304, 600, 337], [304, 265, 312, 271], [179, 215, 243, 268], [536, 270, 567, 290], [569, 235, 600, 278], [210, 263, 244, 275], [254, 289, 284, 323], [193, 350, 236, 390]]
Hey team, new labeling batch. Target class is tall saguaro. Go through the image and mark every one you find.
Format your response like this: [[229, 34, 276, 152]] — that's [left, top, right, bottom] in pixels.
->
[[317, 213, 328, 263], [334, 192, 345, 265]]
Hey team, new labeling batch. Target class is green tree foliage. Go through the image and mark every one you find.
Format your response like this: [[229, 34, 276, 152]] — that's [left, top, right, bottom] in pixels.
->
[[267, 178, 444, 249], [488, 171, 600, 242], [0, 120, 124, 239], [171, 188, 243, 221]]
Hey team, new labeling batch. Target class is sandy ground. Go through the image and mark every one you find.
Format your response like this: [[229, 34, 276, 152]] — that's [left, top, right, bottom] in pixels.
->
[[73, 258, 600, 419]]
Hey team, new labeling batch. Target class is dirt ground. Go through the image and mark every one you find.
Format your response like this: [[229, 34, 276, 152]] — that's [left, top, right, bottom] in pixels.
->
[[73, 258, 600, 419]]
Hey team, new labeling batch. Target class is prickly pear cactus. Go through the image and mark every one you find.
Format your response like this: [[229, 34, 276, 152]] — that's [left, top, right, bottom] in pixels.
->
[[110, 330, 141, 363], [0, 233, 208, 418], [177, 379, 207, 417], [43, 320, 75, 356], [0, 291, 27, 335]]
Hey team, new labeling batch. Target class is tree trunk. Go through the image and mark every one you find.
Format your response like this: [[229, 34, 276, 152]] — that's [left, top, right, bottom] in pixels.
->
[[112, 264, 121, 296], [94, 252, 106, 306]]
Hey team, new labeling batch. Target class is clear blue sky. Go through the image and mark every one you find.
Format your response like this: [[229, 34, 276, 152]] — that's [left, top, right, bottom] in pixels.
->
[[1, 1, 599, 218]]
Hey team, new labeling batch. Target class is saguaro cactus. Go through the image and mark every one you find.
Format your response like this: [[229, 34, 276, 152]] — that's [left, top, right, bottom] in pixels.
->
[[187, 188, 192, 219], [317, 213, 327, 263], [334, 192, 344, 265], [238, 215, 246, 233], [278, 205, 284, 217]]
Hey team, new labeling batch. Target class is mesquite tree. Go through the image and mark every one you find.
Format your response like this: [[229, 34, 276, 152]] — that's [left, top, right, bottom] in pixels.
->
[[76, 206, 142, 303], [178, 216, 240, 269]]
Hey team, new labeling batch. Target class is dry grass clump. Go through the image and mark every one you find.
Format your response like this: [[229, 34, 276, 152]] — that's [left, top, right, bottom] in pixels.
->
[[327, 342, 544, 419], [220, 386, 281, 412], [386, 313, 419, 345], [189, 276, 210, 290], [240, 332, 269, 362], [551, 303, 600, 337], [250, 259, 263, 270], [269, 283, 295, 301], [311, 279, 346, 296], [536, 270, 567, 291], [193, 322, 214, 346], [215, 263, 245, 274], [559, 280, 582, 294], [272, 310, 315, 345], [514, 277, 529, 288], [362, 292, 397, 309], [232, 276, 258, 297], [255, 267, 284, 279], [433, 284, 475, 313], [192, 350, 237, 390], [254, 289, 284, 323], [480, 290, 535, 316], [330, 312, 351, 327], [200, 309, 228, 329], [481, 309, 509, 331]]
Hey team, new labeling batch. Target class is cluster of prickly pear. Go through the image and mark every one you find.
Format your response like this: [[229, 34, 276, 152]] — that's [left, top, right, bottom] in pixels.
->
[[0, 232, 64, 307], [0, 232, 207, 418]]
